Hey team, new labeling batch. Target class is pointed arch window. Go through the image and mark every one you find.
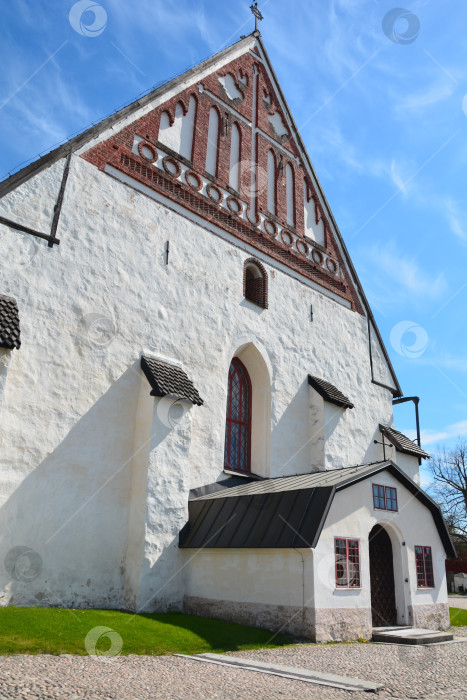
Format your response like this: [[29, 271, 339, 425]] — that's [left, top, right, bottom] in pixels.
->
[[205, 106, 220, 176], [267, 150, 276, 215], [224, 358, 251, 472], [286, 162, 295, 227], [229, 123, 241, 191]]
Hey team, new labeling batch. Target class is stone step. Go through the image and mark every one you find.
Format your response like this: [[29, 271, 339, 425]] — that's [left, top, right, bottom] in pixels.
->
[[372, 627, 453, 645], [175, 653, 384, 692]]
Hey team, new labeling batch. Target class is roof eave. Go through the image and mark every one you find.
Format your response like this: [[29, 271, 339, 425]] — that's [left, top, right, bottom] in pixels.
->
[[256, 36, 402, 398], [334, 459, 456, 557], [0, 35, 255, 200]]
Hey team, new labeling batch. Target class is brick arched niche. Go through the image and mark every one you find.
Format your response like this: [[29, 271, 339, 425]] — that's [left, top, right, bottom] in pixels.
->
[[159, 94, 197, 161], [229, 342, 271, 478], [243, 258, 268, 309]]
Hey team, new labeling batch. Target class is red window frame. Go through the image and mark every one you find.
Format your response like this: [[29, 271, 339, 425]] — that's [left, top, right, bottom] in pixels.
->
[[335, 538, 361, 589], [415, 545, 435, 588], [224, 358, 252, 473], [372, 484, 398, 512]]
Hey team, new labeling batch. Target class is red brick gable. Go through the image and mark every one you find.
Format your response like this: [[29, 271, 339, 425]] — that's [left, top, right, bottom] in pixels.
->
[[81, 49, 364, 314]]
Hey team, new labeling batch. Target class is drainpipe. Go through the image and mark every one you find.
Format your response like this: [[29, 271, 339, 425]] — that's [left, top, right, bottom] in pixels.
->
[[392, 396, 421, 465], [294, 548, 305, 638]]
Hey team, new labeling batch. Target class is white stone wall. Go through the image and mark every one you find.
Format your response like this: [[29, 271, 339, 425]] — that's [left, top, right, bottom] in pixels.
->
[[184, 548, 311, 608], [0, 153, 399, 608], [393, 451, 421, 483], [313, 472, 448, 627], [184, 472, 448, 639]]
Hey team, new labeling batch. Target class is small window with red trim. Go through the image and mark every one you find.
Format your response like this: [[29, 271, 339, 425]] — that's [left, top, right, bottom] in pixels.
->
[[372, 484, 398, 512], [415, 545, 435, 588], [244, 260, 268, 309], [335, 538, 360, 588]]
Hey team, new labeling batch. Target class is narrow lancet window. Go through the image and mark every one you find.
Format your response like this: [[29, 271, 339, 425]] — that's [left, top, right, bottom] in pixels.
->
[[229, 123, 241, 191], [267, 150, 276, 216], [205, 107, 219, 176], [224, 358, 251, 472], [286, 162, 295, 226]]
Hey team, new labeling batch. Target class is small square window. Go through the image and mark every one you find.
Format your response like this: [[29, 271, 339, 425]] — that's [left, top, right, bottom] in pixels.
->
[[372, 484, 398, 512], [386, 487, 398, 511]]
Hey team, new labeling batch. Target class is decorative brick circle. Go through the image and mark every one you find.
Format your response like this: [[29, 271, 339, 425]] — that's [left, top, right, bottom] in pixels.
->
[[206, 183, 223, 204], [137, 141, 157, 162], [264, 219, 277, 237], [312, 248, 324, 265], [226, 195, 242, 216], [185, 170, 202, 191], [247, 210, 260, 227], [280, 229, 293, 247], [296, 239, 309, 257], [162, 156, 181, 178], [326, 257, 338, 274]]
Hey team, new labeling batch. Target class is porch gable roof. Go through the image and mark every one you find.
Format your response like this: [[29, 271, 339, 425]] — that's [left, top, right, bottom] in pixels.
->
[[179, 460, 456, 557]]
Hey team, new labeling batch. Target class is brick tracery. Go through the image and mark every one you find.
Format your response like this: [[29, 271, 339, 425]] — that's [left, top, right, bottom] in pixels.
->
[[81, 50, 363, 314]]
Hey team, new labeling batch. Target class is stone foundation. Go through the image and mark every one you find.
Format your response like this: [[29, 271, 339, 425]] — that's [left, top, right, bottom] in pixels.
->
[[314, 607, 372, 642], [184, 596, 373, 642], [184, 596, 315, 639], [408, 603, 450, 630]]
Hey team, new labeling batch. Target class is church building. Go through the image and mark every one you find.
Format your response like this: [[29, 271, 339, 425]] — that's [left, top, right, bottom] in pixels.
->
[[0, 28, 454, 642]]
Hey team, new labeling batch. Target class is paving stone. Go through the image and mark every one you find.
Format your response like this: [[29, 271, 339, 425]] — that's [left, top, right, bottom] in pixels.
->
[[0, 633, 465, 699]]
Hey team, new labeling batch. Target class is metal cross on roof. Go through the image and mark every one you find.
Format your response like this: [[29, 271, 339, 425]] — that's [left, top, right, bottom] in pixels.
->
[[250, 2, 264, 31]]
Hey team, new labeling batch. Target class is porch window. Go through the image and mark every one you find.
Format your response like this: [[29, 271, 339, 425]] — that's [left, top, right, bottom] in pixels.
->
[[415, 545, 435, 588], [335, 538, 360, 588], [372, 484, 398, 512]]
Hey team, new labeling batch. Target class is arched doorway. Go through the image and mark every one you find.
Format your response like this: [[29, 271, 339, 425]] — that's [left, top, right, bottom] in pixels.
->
[[369, 525, 397, 627]]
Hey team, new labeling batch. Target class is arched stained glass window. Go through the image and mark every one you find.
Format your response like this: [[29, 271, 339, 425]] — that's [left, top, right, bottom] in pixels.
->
[[224, 358, 251, 472]]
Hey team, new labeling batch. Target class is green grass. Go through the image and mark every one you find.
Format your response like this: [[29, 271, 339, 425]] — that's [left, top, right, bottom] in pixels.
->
[[449, 607, 467, 627], [0, 607, 292, 656]]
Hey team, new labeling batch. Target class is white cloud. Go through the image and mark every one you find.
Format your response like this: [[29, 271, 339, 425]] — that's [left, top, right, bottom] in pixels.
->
[[415, 354, 467, 373], [393, 83, 455, 116], [363, 242, 447, 302], [445, 199, 467, 241], [408, 420, 467, 446], [389, 159, 408, 195]]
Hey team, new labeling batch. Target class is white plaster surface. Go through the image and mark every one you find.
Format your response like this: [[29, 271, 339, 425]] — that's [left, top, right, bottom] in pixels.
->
[[267, 149, 275, 215], [268, 112, 288, 138], [286, 163, 294, 226], [205, 107, 219, 175], [158, 96, 196, 161], [313, 472, 448, 626], [185, 470, 448, 639], [303, 179, 325, 245], [229, 122, 241, 191], [218, 74, 243, 101], [0, 51, 438, 617]]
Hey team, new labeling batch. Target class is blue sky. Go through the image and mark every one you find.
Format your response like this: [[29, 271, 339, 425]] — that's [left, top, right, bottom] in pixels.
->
[[1, 0, 466, 461]]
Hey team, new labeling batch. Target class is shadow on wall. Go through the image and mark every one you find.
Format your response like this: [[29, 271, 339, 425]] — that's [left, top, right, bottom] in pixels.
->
[[271, 378, 315, 476], [0, 361, 151, 610]]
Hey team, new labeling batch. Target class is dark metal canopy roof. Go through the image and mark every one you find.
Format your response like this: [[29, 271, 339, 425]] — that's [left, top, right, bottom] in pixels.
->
[[180, 461, 455, 557], [308, 375, 354, 409], [380, 424, 430, 459], [141, 356, 203, 405], [0, 295, 21, 350]]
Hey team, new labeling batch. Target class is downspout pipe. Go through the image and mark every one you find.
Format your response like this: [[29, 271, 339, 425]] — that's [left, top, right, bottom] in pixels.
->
[[392, 396, 422, 466]]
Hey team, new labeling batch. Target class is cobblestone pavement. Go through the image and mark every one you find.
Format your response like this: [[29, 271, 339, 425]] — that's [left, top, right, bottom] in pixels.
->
[[0, 629, 465, 700], [448, 595, 467, 610]]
